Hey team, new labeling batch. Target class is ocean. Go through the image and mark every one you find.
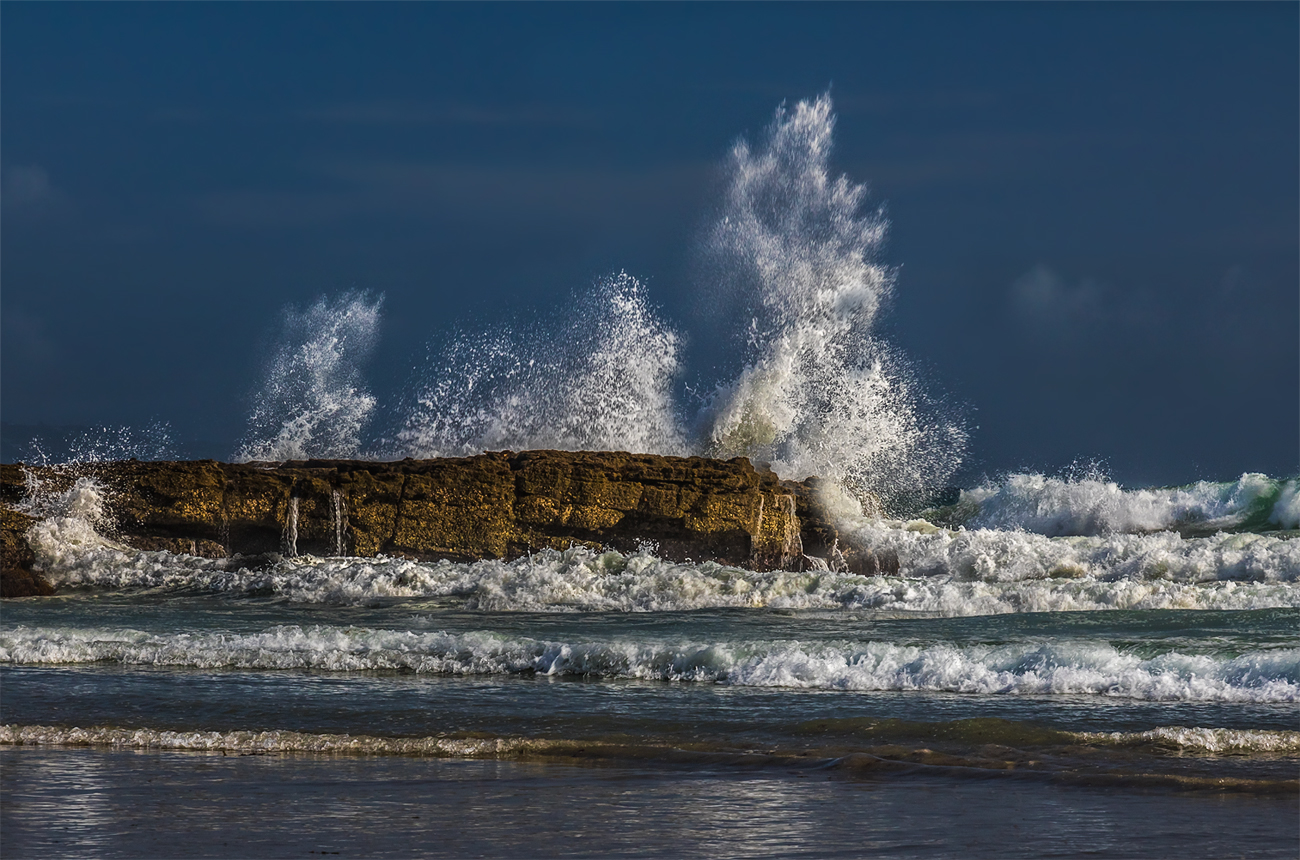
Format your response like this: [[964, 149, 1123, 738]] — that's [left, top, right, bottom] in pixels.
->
[[3, 472, 1299, 857], [3, 94, 1298, 857]]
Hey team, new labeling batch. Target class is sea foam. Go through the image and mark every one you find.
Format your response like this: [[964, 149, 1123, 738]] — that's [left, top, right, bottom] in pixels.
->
[[6, 723, 1298, 758], [697, 95, 965, 507], [3, 623, 1295, 703], [946, 471, 1300, 537], [1084, 726, 1300, 755], [0, 724, 529, 758], [394, 272, 687, 458], [236, 293, 382, 462], [14, 465, 1300, 615], [24, 537, 1300, 616]]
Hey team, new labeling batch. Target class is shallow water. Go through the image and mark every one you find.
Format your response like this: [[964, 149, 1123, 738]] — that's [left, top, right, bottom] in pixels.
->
[[3, 748, 1296, 860], [6, 538, 1299, 859]]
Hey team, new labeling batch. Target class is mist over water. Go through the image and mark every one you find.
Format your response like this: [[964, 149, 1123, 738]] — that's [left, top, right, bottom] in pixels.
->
[[233, 95, 965, 510]]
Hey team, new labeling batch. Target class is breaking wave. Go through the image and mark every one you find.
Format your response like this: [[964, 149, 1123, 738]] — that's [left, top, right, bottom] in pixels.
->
[[18, 476, 128, 563], [931, 471, 1300, 537], [4, 623, 1296, 703], [15, 477, 1298, 615], [837, 517, 1300, 590], [0, 724, 538, 758], [5, 722, 1296, 758], [24, 540, 1300, 615], [1086, 726, 1300, 755]]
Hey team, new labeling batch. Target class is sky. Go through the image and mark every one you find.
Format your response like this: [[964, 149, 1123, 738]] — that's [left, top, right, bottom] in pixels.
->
[[3, 2, 1297, 486]]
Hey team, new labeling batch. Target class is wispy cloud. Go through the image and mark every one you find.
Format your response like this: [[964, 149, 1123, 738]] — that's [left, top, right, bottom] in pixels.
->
[[1010, 265, 1105, 329], [194, 159, 711, 230], [2, 165, 70, 219], [1007, 264, 1160, 345], [294, 100, 594, 128], [195, 190, 357, 230]]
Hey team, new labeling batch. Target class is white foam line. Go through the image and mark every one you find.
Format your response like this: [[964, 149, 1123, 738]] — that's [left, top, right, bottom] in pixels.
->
[[1078, 726, 1300, 754], [0, 724, 526, 757], [4, 625, 1296, 703]]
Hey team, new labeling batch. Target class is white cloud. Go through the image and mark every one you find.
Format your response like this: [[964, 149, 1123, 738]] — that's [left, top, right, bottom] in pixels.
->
[[194, 160, 710, 230], [2, 165, 72, 221], [1010, 264, 1105, 330], [4, 165, 52, 204], [294, 101, 593, 128], [195, 190, 356, 230]]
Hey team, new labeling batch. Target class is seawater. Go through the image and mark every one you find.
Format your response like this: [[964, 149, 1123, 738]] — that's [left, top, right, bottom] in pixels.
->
[[4, 94, 1298, 858], [4, 475, 1299, 857]]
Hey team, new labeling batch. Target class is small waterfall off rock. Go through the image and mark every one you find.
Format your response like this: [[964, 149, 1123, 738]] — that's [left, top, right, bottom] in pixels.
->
[[282, 497, 299, 559], [331, 490, 348, 557]]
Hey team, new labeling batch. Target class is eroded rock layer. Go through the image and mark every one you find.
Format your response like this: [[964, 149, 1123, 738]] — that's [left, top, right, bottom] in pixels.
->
[[0, 451, 894, 597]]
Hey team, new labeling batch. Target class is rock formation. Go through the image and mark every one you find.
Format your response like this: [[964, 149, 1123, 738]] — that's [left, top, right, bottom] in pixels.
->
[[0, 451, 897, 597]]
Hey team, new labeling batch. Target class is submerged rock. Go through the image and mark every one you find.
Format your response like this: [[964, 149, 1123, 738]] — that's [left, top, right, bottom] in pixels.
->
[[0, 452, 886, 596]]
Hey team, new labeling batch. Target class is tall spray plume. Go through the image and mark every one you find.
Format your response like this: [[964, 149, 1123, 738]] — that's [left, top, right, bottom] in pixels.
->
[[394, 272, 686, 458], [236, 95, 965, 514], [699, 94, 966, 510], [236, 293, 382, 462]]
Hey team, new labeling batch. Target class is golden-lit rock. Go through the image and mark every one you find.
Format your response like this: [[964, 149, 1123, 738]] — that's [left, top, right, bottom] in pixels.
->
[[0, 451, 889, 596], [0, 505, 50, 597]]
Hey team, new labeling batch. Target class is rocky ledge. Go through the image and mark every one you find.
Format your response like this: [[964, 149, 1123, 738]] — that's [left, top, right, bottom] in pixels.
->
[[0, 451, 897, 598]]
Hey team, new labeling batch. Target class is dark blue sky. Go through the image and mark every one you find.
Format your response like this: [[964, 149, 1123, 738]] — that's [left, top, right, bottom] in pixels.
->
[[3, 2, 1296, 484]]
